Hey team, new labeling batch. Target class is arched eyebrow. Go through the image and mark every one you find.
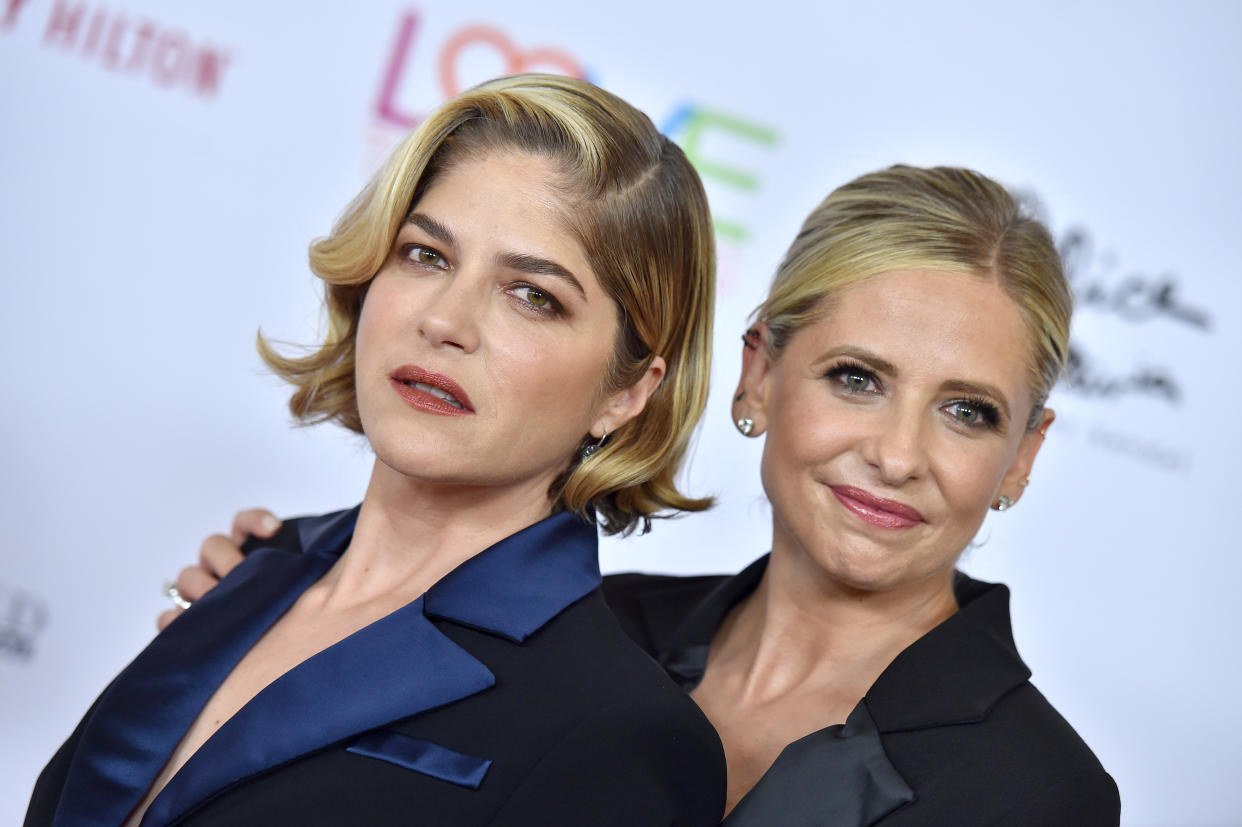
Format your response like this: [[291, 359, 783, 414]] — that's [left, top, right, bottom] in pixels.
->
[[495, 252, 586, 301], [405, 213, 456, 248], [405, 211, 587, 302], [811, 345, 1012, 420], [940, 380, 1011, 421], [810, 346, 897, 377]]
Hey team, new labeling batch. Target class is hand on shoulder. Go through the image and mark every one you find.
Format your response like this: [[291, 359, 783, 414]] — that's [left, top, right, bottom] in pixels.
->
[[156, 509, 280, 630]]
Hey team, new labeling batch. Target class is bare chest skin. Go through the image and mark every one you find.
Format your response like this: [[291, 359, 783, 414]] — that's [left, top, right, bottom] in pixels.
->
[[687, 561, 958, 817], [121, 587, 410, 827], [690, 669, 868, 817]]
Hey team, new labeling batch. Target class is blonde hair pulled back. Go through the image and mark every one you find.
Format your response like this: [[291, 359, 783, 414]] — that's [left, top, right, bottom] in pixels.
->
[[757, 165, 1071, 429]]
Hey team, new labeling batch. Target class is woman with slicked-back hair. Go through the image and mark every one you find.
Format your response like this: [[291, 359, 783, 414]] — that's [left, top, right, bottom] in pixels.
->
[[25, 74, 725, 826], [606, 165, 1118, 824], [160, 164, 1120, 825]]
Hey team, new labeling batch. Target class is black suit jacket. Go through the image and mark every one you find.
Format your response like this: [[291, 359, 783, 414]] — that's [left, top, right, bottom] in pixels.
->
[[27, 508, 725, 826], [604, 558, 1121, 826]]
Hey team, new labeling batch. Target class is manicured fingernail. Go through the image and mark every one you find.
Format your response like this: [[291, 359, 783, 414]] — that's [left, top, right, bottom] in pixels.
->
[[261, 515, 281, 533]]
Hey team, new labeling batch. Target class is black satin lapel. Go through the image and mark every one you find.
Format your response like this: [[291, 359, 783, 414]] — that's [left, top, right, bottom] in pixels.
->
[[51, 547, 332, 827], [661, 644, 711, 689], [657, 556, 770, 691], [724, 702, 914, 827], [143, 594, 496, 826]]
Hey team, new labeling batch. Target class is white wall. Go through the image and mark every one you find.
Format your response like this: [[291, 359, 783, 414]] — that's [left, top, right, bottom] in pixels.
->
[[3, 1, 1239, 823]]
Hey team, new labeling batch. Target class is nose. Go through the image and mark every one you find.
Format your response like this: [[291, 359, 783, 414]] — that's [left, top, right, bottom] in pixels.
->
[[416, 275, 482, 353], [862, 402, 928, 486]]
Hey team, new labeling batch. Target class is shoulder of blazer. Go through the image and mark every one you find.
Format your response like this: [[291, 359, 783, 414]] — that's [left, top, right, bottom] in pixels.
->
[[601, 571, 729, 657], [25, 676, 118, 825]]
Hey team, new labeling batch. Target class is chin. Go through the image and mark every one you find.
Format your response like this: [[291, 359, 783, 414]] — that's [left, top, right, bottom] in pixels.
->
[[824, 562, 908, 594], [367, 435, 473, 483], [810, 544, 954, 596]]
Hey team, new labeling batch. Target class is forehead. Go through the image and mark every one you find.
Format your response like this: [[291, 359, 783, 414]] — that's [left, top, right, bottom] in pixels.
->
[[416, 150, 572, 219], [791, 269, 1035, 398], [412, 151, 599, 273]]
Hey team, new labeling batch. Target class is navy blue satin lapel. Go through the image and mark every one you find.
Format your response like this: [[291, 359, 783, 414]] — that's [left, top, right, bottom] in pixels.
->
[[295, 505, 360, 559], [347, 730, 492, 789], [425, 510, 600, 642], [51, 546, 334, 827], [54, 506, 593, 825], [723, 702, 914, 827], [144, 594, 496, 826]]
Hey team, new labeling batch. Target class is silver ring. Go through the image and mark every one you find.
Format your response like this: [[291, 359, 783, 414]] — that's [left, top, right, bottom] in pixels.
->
[[164, 581, 192, 610]]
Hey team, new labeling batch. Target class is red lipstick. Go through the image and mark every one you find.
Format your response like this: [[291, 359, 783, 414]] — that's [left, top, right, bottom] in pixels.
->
[[389, 365, 474, 416], [830, 485, 924, 530]]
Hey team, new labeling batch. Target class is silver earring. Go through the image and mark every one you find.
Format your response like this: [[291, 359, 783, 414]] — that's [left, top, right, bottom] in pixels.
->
[[582, 430, 607, 459], [736, 417, 754, 436], [994, 495, 1015, 512]]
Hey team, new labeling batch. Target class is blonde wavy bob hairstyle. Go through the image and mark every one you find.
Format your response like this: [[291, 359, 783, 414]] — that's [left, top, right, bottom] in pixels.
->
[[756, 165, 1071, 430], [260, 74, 715, 535]]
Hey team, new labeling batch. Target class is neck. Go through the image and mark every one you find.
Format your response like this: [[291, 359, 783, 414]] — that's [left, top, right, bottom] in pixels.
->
[[316, 458, 557, 609], [713, 544, 958, 707]]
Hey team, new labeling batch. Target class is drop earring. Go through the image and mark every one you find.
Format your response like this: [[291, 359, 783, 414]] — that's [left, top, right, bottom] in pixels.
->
[[736, 417, 755, 436], [582, 430, 608, 459]]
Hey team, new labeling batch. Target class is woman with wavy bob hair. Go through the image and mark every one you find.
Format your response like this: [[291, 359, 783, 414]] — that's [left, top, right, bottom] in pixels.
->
[[26, 74, 724, 827], [263, 73, 715, 536]]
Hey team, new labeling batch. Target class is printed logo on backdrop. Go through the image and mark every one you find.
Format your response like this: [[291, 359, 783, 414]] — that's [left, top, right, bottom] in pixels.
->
[[1019, 193, 1211, 473], [0, 584, 50, 663], [2, 0, 231, 98], [367, 7, 780, 291], [1060, 226, 1209, 404]]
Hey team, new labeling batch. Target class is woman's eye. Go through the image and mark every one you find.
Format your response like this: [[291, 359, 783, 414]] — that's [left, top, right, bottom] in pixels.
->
[[950, 402, 981, 424], [826, 364, 880, 394], [509, 285, 559, 314], [519, 287, 549, 307], [943, 400, 999, 430], [843, 371, 872, 391], [405, 245, 447, 268]]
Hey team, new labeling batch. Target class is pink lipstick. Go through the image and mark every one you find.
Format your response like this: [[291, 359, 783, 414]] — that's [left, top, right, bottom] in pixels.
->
[[830, 485, 924, 530], [389, 365, 474, 416]]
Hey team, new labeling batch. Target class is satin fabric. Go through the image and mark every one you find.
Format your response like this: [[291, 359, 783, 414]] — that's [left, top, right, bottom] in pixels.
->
[[50, 507, 601, 827], [644, 557, 1053, 826], [345, 731, 492, 790], [654, 557, 914, 826], [722, 703, 913, 826]]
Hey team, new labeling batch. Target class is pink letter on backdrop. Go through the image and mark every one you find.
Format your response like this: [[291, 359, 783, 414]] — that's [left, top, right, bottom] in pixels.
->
[[43, 0, 85, 48], [375, 11, 421, 130], [2, 0, 34, 29]]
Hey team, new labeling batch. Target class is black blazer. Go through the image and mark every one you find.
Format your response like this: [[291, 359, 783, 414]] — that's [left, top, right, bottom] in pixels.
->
[[604, 558, 1121, 826], [27, 508, 725, 826]]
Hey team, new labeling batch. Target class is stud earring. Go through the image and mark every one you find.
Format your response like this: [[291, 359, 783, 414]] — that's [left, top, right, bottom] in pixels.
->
[[994, 495, 1015, 512], [582, 430, 608, 459], [736, 417, 755, 436]]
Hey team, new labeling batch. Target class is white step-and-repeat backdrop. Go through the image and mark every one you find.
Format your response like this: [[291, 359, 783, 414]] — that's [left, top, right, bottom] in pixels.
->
[[3, 1, 1239, 823]]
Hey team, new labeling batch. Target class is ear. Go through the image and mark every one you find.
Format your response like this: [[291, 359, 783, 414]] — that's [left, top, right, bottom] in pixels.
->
[[731, 325, 776, 437], [591, 355, 667, 438], [995, 408, 1055, 509]]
